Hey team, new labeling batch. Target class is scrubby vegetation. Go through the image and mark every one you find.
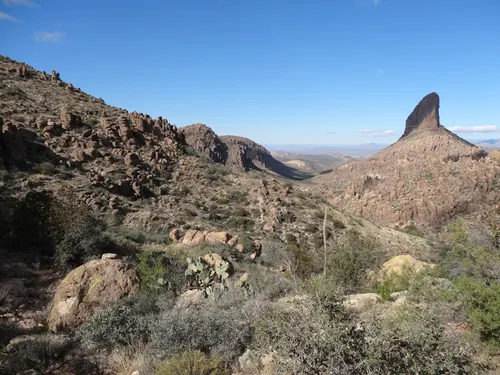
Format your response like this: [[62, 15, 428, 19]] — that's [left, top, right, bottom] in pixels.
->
[[0, 191, 113, 269], [1, 188, 499, 374]]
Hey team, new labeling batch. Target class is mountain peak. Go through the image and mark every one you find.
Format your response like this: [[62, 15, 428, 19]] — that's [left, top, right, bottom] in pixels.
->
[[400, 92, 441, 139]]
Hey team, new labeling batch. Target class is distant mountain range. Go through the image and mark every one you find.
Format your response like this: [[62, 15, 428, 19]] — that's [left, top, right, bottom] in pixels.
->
[[265, 143, 388, 157], [474, 138, 500, 150]]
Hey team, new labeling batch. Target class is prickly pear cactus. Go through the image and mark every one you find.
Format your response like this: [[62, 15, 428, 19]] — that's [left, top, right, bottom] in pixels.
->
[[185, 253, 231, 296]]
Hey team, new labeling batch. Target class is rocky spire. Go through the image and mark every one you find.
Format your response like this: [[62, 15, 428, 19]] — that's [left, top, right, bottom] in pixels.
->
[[400, 92, 441, 139]]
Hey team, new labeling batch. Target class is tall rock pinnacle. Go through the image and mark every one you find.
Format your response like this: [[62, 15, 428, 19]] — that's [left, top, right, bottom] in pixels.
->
[[400, 92, 441, 139]]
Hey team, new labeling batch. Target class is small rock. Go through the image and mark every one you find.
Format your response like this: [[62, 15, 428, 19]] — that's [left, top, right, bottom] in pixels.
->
[[169, 228, 182, 242], [205, 231, 229, 244], [174, 289, 204, 310], [343, 293, 381, 311], [101, 253, 118, 260], [124, 152, 140, 167], [227, 235, 238, 246]]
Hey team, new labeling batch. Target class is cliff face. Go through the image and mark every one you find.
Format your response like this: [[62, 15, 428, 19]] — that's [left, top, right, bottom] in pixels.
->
[[400, 92, 441, 139]]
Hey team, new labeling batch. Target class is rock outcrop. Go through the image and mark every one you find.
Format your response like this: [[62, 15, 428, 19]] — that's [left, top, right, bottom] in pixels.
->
[[180, 123, 227, 163], [179, 124, 307, 178], [314, 93, 500, 228], [47, 258, 139, 332], [400, 92, 441, 139]]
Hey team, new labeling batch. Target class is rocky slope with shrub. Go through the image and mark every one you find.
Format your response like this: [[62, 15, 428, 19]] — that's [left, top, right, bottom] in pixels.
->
[[1, 56, 499, 375]]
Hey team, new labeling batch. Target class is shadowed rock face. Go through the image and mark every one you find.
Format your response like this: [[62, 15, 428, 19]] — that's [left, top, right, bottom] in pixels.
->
[[400, 92, 441, 139]]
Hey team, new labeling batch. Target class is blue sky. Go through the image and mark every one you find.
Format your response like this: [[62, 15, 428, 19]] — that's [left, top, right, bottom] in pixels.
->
[[1, 0, 499, 145]]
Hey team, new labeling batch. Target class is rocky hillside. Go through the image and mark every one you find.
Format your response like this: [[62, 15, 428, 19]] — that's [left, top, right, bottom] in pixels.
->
[[1, 57, 500, 375], [180, 123, 309, 179], [313, 93, 500, 228], [0, 55, 432, 257]]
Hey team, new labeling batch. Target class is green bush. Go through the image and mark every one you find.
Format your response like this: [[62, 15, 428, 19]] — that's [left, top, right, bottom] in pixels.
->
[[32, 162, 57, 175], [446, 276, 500, 346], [226, 216, 254, 231], [332, 218, 346, 229], [325, 230, 381, 293], [78, 303, 149, 352], [375, 265, 416, 301], [155, 350, 228, 375], [440, 219, 500, 346], [53, 206, 110, 269], [148, 298, 253, 362], [285, 242, 317, 278], [440, 219, 500, 280], [137, 251, 185, 295], [253, 301, 474, 375], [0, 191, 107, 268]]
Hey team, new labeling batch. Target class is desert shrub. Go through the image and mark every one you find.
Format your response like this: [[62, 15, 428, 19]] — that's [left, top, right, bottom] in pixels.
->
[[227, 189, 248, 202], [304, 223, 319, 233], [439, 219, 500, 346], [148, 297, 253, 362], [285, 241, 317, 279], [253, 301, 474, 375], [366, 307, 475, 374], [53, 207, 110, 269], [204, 163, 229, 182], [332, 218, 346, 229], [440, 219, 500, 280], [32, 162, 57, 175], [0, 191, 111, 269], [0, 334, 71, 374], [232, 207, 249, 217], [226, 216, 254, 231], [85, 117, 99, 126], [78, 303, 150, 352], [445, 277, 500, 346], [325, 229, 381, 293], [375, 265, 416, 301], [155, 350, 228, 375], [137, 251, 185, 295], [113, 226, 171, 245]]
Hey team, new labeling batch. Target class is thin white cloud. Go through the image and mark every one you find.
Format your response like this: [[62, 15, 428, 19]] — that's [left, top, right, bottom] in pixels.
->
[[0, 11, 20, 22], [34, 31, 64, 42], [4, 0, 39, 7], [373, 0, 381, 5], [448, 126, 499, 133], [377, 68, 385, 75], [362, 129, 394, 137]]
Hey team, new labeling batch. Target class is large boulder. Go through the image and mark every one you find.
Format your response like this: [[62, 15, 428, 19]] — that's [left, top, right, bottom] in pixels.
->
[[60, 108, 82, 130], [205, 231, 230, 244], [47, 259, 139, 332], [182, 230, 206, 245], [379, 255, 433, 279]]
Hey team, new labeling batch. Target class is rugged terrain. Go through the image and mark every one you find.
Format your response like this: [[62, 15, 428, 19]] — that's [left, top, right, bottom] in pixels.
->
[[1, 57, 499, 375], [0, 55, 430, 255], [314, 93, 500, 229]]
